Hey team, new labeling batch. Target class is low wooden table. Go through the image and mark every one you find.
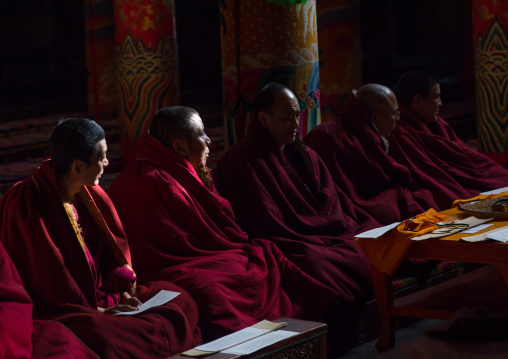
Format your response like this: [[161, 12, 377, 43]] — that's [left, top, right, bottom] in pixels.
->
[[360, 207, 508, 352], [168, 318, 327, 359]]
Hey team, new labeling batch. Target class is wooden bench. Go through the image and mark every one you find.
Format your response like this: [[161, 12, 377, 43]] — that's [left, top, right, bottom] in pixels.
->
[[167, 318, 327, 359]]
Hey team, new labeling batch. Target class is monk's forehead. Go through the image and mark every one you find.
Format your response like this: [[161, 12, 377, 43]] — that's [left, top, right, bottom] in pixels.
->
[[272, 89, 299, 111]]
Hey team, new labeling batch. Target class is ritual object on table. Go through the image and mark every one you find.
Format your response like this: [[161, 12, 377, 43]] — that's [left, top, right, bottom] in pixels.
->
[[460, 197, 508, 219]]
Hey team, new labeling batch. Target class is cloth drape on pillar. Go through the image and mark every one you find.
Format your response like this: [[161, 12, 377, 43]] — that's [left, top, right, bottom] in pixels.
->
[[84, 0, 117, 121], [220, 0, 321, 147], [114, 0, 179, 166], [317, 0, 362, 122], [472, 0, 508, 166]]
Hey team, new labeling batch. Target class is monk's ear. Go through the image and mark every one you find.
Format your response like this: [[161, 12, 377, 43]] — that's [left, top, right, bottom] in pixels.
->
[[258, 111, 270, 129], [71, 159, 84, 175], [172, 138, 187, 156], [412, 94, 423, 106]]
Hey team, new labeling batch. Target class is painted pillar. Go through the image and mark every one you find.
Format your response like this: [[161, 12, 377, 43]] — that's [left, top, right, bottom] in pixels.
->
[[317, 0, 362, 122], [84, 0, 117, 121], [472, 0, 508, 165], [220, 0, 320, 147], [114, 0, 179, 165]]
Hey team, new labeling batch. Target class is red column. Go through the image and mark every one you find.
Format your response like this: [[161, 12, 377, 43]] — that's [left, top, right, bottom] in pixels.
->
[[473, 0, 508, 165], [220, 0, 320, 147], [317, 0, 362, 122], [84, 0, 117, 121], [114, 0, 179, 166]]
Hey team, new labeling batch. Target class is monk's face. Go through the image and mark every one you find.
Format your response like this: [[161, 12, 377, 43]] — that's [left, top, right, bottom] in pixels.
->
[[259, 89, 300, 150], [80, 139, 109, 186], [183, 114, 211, 171], [372, 91, 400, 138], [411, 83, 442, 124]]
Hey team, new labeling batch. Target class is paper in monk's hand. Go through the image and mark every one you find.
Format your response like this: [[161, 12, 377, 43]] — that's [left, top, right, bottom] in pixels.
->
[[182, 320, 287, 357], [355, 222, 401, 239], [411, 217, 493, 241], [115, 290, 180, 316]]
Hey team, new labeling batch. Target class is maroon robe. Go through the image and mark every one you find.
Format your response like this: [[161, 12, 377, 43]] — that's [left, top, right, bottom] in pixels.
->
[[214, 115, 375, 305], [389, 105, 508, 208], [0, 160, 201, 358], [1, 240, 97, 359], [108, 134, 338, 341], [305, 93, 438, 224]]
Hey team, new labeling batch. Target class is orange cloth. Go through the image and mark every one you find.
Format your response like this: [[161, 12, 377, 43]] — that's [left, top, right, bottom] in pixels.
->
[[356, 209, 444, 275], [357, 192, 508, 273]]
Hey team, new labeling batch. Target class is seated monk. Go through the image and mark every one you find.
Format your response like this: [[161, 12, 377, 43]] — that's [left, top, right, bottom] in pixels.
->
[[390, 71, 508, 207], [0, 118, 201, 358], [0, 241, 97, 359], [108, 106, 339, 341], [214, 83, 376, 321], [305, 84, 438, 224]]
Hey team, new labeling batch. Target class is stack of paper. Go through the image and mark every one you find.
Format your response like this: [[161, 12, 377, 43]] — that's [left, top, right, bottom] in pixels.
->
[[182, 320, 297, 357]]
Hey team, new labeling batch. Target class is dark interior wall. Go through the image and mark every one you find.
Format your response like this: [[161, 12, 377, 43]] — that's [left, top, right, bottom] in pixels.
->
[[0, 1, 87, 119], [360, 0, 475, 105], [0, 0, 475, 129]]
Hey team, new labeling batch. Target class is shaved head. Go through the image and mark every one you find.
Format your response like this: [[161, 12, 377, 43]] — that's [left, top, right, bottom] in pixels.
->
[[354, 84, 400, 151], [355, 84, 395, 114]]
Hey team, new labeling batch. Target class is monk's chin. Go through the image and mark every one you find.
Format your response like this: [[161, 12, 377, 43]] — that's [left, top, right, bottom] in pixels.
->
[[196, 166, 211, 188]]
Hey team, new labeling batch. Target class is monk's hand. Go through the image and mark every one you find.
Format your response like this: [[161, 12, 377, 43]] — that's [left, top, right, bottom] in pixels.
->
[[119, 291, 143, 308], [98, 292, 142, 314]]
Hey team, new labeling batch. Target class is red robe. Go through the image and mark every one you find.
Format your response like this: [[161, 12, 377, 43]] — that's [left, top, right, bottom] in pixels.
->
[[0, 160, 201, 358], [389, 105, 508, 208], [305, 93, 438, 224], [0, 228, 97, 358], [108, 134, 338, 341], [214, 116, 375, 305]]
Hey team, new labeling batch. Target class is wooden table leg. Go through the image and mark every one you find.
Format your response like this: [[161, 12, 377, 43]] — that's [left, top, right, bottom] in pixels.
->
[[371, 266, 395, 352]]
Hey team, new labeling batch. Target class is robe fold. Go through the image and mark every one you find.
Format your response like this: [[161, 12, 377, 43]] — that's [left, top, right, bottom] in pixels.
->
[[214, 115, 375, 305], [305, 93, 437, 224], [0, 230, 97, 359], [0, 160, 201, 359], [389, 105, 508, 208], [108, 134, 339, 341]]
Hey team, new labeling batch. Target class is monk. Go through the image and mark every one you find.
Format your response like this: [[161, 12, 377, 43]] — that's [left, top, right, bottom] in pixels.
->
[[305, 84, 438, 224], [0, 118, 201, 358], [0, 240, 98, 358], [108, 106, 339, 341], [214, 83, 376, 322], [390, 71, 508, 207]]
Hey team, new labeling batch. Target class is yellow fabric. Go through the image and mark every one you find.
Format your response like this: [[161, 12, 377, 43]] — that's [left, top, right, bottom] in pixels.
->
[[357, 193, 508, 274], [356, 208, 444, 275]]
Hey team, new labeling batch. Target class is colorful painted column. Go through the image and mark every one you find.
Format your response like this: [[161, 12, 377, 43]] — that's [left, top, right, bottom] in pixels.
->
[[84, 0, 117, 121], [220, 0, 320, 147], [114, 0, 179, 165], [317, 0, 362, 122], [472, 0, 508, 165]]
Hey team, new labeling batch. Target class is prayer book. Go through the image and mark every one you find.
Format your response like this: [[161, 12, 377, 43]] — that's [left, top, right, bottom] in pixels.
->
[[182, 320, 288, 357]]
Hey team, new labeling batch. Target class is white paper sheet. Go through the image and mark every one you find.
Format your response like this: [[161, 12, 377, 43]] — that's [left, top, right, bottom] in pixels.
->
[[195, 327, 270, 352], [222, 330, 299, 355], [115, 290, 180, 316], [355, 222, 401, 239], [486, 226, 508, 243], [461, 224, 493, 234], [480, 187, 508, 196]]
